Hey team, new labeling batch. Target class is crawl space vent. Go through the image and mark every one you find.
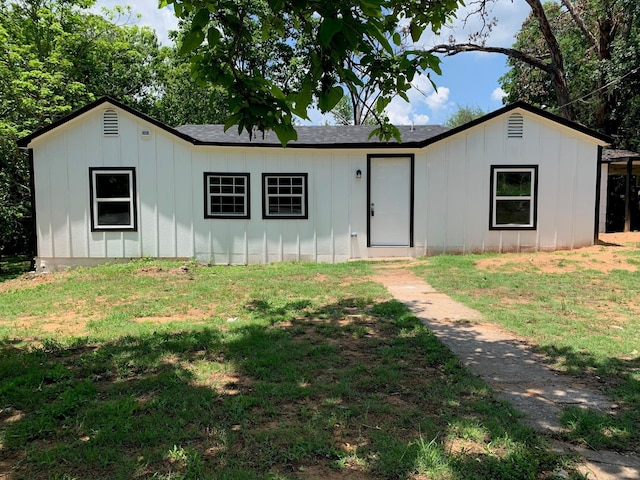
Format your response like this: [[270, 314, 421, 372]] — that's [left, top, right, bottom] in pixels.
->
[[507, 113, 524, 138], [103, 109, 119, 137]]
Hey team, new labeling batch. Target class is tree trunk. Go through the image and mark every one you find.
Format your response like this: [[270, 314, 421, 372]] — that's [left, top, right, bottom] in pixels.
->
[[524, 0, 575, 120]]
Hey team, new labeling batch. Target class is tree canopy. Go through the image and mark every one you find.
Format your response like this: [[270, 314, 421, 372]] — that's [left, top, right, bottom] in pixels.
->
[[161, 0, 464, 144], [444, 105, 486, 127]]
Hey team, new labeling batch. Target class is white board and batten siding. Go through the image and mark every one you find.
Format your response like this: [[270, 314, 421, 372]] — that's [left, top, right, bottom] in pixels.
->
[[26, 101, 608, 272], [416, 111, 601, 255]]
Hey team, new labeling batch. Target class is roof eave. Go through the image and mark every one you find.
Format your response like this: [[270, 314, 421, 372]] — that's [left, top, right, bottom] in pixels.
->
[[413, 102, 612, 148], [189, 140, 426, 149], [17, 97, 197, 149]]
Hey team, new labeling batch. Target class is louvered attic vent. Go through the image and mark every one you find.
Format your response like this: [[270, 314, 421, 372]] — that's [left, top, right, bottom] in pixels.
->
[[507, 113, 524, 138], [103, 109, 119, 136]]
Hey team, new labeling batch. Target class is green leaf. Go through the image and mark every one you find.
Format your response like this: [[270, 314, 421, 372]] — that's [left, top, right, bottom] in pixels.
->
[[319, 17, 344, 47], [179, 28, 205, 55], [376, 96, 391, 113], [291, 88, 313, 119], [269, 0, 285, 11], [192, 8, 210, 29], [369, 25, 393, 54], [318, 85, 344, 112], [392, 32, 402, 46], [207, 26, 221, 45], [271, 85, 286, 100], [273, 123, 298, 146], [224, 113, 244, 132], [409, 21, 424, 42]]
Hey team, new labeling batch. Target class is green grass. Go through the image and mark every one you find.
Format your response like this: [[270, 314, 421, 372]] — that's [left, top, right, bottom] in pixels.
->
[[0, 260, 577, 479], [416, 250, 640, 453]]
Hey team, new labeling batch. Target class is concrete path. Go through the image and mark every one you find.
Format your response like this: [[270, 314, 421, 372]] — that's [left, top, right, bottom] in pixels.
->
[[372, 265, 640, 480]]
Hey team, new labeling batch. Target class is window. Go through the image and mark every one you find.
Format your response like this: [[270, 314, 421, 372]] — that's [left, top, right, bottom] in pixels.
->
[[204, 173, 250, 218], [262, 173, 308, 219], [89, 168, 137, 231], [490, 166, 537, 229]]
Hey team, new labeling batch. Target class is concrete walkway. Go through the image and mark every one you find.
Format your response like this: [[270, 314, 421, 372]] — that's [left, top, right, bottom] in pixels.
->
[[372, 265, 640, 480]]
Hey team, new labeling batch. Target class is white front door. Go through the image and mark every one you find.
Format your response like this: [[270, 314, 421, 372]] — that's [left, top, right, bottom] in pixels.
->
[[368, 156, 413, 246]]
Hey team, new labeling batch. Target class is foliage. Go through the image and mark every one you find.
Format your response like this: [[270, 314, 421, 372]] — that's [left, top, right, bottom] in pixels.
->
[[0, 260, 577, 477], [444, 105, 486, 127], [0, 0, 166, 256], [148, 43, 231, 126], [161, 0, 464, 144], [499, 0, 640, 149]]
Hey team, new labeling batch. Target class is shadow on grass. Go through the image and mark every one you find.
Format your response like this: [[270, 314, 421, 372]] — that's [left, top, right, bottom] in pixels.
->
[[0, 256, 31, 282], [535, 344, 640, 452], [1, 299, 567, 479]]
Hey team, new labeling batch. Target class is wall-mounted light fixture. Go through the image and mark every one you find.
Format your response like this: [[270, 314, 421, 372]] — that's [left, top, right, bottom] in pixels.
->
[[356, 169, 362, 179]]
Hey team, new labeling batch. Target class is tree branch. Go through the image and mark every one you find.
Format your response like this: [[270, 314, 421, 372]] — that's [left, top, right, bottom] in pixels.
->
[[560, 0, 597, 49], [427, 43, 553, 74]]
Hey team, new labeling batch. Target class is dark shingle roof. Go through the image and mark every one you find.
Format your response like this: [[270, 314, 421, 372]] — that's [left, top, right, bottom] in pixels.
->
[[174, 124, 451, 147], [18, 97, 612, 149]]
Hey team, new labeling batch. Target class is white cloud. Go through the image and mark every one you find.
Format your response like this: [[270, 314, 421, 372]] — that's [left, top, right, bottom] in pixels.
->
[[386, 97, 414, 125], [425, 87, 450, 110], [384, 73, 450, 125], [491, 87, 507, 101], [94, 0, 179, 45], [413, 114, 430, 124]]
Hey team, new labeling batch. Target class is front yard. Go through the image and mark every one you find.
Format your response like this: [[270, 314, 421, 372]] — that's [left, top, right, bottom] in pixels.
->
[[1, 260, 573, 479], [2, 237, 638, 478]]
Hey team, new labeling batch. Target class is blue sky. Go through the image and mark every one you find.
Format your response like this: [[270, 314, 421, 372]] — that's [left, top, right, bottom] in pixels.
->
[[95, 0, 531, 126]]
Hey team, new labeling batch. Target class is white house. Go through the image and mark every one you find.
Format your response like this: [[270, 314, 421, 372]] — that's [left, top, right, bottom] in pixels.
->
[[18, 97, 611, 273]]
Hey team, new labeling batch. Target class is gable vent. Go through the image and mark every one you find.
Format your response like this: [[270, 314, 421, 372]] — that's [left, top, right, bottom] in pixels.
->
[[103, 109, 119, 136], [507, 113, 524, 138]]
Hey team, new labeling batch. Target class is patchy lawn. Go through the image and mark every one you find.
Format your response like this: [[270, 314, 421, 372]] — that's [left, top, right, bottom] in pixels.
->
[[1, 260, 573, 479], [415, 234, 640, 453]]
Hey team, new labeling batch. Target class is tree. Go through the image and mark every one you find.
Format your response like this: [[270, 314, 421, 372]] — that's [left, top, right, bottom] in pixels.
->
[[0, 0, 164, 257], [149, 44, 231, 126], [427, 0, 639, 145], [161, 0, 464, 144], [445, 105, 485, 127], [497, 0, 640, 148]]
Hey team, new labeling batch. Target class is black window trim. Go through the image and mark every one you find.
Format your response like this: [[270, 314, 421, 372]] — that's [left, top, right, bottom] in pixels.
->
[[89, 167, 137, 232], [203, 172, 251, 219], [262, 173, 309, 219], [489, 164, 538, 230]]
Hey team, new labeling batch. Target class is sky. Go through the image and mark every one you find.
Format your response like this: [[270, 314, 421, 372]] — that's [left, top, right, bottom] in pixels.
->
[[94, 0, 532, 126]]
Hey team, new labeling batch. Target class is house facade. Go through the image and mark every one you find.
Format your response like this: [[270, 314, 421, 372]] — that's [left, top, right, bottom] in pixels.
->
[[18, 98, 610, 273]]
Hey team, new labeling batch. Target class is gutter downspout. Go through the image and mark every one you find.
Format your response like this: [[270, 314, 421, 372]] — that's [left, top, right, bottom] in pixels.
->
[[27, 148, 37, 271], [594, 146, 603, 244]]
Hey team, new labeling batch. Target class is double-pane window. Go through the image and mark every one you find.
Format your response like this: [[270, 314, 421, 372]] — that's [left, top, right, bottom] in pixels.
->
[[205, 173, 250, 218], [490, 166, 537, 229], [90, 168, 136, 231], [263, 174, 308, 219]]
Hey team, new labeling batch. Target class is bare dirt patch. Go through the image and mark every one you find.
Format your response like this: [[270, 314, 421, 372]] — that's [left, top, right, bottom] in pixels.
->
[[476, 232, 640, 274], [0, 272, 60, 293]]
